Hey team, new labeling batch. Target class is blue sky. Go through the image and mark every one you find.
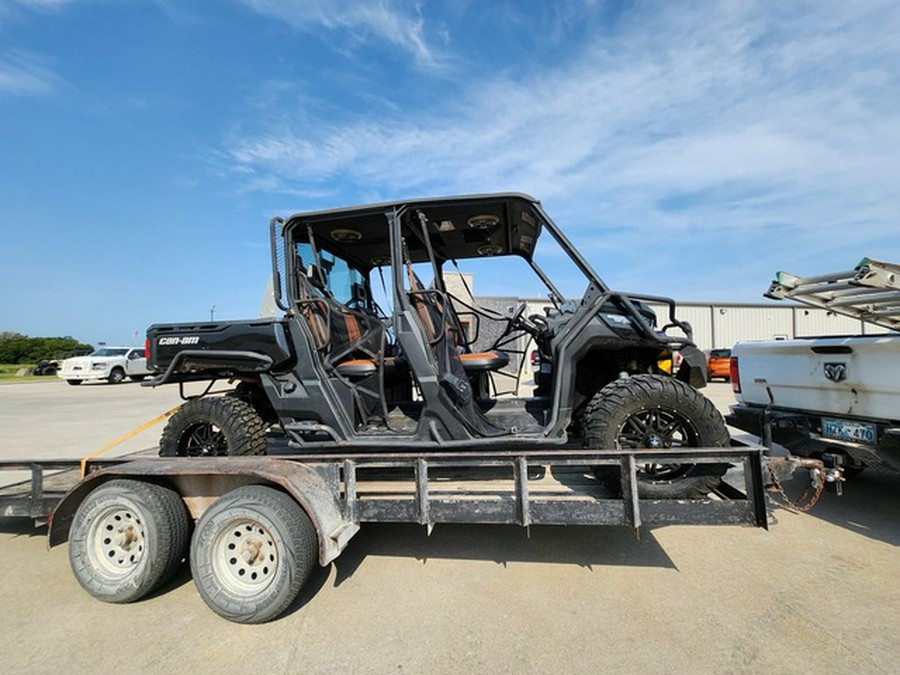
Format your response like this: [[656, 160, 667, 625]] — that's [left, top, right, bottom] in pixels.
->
[[1, 0, 898, 347]]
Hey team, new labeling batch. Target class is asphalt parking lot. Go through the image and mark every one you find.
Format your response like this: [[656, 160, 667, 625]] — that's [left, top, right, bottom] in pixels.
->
[[1, 379, 898, 673]]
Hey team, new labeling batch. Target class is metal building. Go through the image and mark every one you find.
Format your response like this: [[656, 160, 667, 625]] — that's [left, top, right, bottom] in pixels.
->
[[443, 273, 893, 385]]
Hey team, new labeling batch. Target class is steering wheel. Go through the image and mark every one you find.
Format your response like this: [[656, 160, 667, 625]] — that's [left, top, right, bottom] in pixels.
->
[[527, 313, 549, 333], [505, 301, 548, 337], [508, 301, 528, 327]]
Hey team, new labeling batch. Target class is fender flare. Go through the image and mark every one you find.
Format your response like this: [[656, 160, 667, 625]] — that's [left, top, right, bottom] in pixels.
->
[[48, 457, 356, 566]]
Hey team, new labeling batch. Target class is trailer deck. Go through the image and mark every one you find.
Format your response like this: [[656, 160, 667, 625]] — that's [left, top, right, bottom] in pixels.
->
[[0, 443, 768, 531]]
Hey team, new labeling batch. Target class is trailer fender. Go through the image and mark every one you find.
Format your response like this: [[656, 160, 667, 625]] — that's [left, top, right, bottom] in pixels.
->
[[48, 458, 358, 566]]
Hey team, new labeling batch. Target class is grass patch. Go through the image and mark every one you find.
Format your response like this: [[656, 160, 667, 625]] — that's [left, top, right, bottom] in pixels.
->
[[0, 363, 56, 382]]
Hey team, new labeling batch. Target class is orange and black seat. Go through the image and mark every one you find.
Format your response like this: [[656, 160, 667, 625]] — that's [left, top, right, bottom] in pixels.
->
[[406, 269, 508, 373]]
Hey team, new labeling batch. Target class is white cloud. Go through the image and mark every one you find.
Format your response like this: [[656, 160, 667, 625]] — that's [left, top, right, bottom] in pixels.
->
[[223, 1, 900, 297], [6, 0, 70, 8], [0, 0, 70, 19], [0, 49, 57, 95], [238, 0, 434, 66]]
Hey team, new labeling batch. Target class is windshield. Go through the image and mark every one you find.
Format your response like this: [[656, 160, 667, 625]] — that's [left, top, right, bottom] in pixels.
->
[[91, 348, 128, 357], [295, 242, 367, 306]]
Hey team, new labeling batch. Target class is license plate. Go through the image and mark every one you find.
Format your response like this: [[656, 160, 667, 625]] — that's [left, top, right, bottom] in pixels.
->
[[821, 418, 877, 445]]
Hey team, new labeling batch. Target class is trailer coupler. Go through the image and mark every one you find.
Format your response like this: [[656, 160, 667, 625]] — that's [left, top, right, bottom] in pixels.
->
[[763, 453, 845, 512]]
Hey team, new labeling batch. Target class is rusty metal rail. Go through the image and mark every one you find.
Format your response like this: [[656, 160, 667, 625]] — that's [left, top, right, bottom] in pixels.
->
[[0, 444, 769, 531]]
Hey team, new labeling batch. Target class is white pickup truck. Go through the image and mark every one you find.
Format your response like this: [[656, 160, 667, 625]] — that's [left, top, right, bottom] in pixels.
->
[[726, 258, 900, 475], [58, 347, 151, 385]]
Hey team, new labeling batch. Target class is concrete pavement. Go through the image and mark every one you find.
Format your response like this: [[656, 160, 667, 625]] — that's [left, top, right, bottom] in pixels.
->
[[0, 380, 897, 673]]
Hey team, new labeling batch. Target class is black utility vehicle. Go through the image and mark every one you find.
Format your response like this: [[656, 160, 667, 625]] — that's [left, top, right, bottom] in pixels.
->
[[147, 193, 728, 499]]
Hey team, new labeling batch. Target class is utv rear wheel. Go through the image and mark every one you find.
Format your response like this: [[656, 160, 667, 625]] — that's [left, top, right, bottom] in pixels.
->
[[582, 374, 730, 499], [159, 396, 267, 457]]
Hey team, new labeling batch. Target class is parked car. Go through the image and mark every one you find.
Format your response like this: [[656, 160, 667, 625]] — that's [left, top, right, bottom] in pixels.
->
[[33, 349, 92, 376], [58, 347, 150, 385], [707, 348, 732, 381]]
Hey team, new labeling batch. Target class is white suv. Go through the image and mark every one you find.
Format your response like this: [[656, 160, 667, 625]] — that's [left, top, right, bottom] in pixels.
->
[[59, 347, 151, 385]]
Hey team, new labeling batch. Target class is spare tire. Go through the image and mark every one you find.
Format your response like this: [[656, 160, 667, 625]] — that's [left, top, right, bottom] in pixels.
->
[[159, 396, 267, 457], [582, 374, 730, 499]]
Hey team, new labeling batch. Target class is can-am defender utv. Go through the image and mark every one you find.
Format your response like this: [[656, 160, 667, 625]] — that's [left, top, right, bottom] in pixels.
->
[[147, 193, 728, 498]]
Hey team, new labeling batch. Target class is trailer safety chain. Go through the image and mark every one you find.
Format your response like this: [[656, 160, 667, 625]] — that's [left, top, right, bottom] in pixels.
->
[[765, 464, 827, 513], [78, 388, 234, 478]]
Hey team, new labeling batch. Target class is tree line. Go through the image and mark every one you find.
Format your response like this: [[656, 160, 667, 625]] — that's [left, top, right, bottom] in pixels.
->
[[0, 332, 94, 364]]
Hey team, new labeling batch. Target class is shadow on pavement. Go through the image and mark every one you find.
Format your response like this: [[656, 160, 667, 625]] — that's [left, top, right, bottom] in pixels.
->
[[0, 518, 47, 536], [774, 465, 900, 546], [329, 521, 676, 589]]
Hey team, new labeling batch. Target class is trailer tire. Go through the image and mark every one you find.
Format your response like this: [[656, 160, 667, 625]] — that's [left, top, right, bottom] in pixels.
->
[[190, 485, 318, 624], [68, 479, 191, 604], [159, 396, 267, 457], [582, 374, 730, 499]]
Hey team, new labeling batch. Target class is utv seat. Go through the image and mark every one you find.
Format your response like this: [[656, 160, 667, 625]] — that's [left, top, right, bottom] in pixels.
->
[[334, 356, 402, 378], [294, 265, 388, 374], [458, 351, 509, 371], [334, 350, 508, 378], [406, 269, 509, 373]]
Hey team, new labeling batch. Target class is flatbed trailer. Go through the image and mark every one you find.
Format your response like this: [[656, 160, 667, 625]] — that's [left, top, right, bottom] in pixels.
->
[[0, 442, 802, 624]]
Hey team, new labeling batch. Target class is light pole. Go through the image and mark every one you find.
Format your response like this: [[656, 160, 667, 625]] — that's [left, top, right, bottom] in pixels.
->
[[210, 305, 216, 321]]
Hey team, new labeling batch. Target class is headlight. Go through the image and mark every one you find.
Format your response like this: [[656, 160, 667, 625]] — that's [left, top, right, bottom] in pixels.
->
[[600, 312, 634, 329], [91, 361, 108, 370]]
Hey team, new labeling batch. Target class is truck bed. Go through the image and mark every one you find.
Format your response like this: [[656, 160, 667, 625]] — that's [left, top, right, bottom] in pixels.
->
[[733, 334, 900, 420]]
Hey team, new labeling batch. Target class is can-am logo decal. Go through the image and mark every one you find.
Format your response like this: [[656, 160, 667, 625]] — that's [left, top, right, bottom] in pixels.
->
[[158, 336, 200, 346], [824, 362, 847, 382]]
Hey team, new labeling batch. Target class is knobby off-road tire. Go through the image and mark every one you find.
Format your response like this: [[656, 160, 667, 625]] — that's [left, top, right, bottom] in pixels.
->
[[68, 479, 191, 603], [190, 485, 318, 624], [159, 396, 267, 457], [582, 374, 730, 499]]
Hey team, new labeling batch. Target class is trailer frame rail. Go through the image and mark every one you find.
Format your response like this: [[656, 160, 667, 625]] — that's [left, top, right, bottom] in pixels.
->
[[0, 445, 769, 532]]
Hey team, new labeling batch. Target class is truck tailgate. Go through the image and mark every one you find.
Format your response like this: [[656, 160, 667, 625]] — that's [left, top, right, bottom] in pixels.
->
[[733, 335, 900, 420]]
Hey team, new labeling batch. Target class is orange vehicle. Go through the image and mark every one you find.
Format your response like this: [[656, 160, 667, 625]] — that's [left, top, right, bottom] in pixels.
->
[[707, 348, 732, 381]]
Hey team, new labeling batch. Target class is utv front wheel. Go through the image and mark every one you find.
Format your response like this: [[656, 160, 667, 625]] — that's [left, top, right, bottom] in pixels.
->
[[582, 374, 730, 499], [159, 396, 267, 457]]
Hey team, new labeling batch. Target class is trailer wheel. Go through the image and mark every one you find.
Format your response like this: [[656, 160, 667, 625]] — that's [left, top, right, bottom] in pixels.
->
[[582, 374, 730, 499], [159, 396, 267, 457], [68, 479, 191, 603], [190, 485, 317, 624]]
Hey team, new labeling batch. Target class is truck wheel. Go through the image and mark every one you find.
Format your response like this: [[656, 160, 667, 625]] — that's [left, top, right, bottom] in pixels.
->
[[129, 375, 146, 382], [67, 379, 82, 386], [68, 479, 191, 603], [582, 374, 730, 499], [107, 368, 126, 384], [159, 396, 267, 457], [190, 485, 318, 624]]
